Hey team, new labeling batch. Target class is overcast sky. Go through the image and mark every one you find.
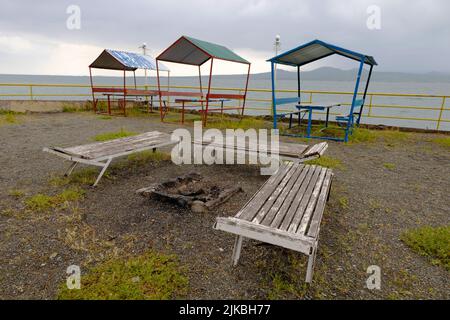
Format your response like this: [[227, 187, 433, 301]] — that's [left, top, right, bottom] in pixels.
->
[[0, 0, 449, 76]]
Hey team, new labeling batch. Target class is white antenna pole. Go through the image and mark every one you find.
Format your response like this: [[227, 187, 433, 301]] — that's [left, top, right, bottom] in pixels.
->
[[274, 35, 281, 86], [139, 43, 148, 87]]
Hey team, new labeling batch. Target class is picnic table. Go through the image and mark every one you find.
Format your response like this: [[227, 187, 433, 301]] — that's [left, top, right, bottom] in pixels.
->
[[295, 102, 341, 138], [174, 98, 231, 124], [102, 90, 161, 114]]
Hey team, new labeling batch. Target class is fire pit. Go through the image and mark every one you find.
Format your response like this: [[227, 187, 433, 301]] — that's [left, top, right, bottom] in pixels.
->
[[137, 173, 242, 213]]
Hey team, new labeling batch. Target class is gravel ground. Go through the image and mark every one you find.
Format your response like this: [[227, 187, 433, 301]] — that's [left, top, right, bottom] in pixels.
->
[[0, 112, 448, 299]]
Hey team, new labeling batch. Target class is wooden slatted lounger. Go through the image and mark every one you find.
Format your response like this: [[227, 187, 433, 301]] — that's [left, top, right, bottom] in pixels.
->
[[43, 131, 178, 187], [195, 139, 328, 163], [214, 162, 333, 283]]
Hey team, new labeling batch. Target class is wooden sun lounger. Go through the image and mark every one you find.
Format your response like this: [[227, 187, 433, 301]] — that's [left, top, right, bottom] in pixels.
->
[[194, 139, 328, 163], [214, 162, 333, 283], [43, 131, 178, 186]]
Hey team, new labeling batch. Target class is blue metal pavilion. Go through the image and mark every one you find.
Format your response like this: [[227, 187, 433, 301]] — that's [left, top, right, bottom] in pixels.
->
[[268, 39, 377, 142]]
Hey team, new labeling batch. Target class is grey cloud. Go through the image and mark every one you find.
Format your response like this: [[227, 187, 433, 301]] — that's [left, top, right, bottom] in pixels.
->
[[0, 0, 449, 72]]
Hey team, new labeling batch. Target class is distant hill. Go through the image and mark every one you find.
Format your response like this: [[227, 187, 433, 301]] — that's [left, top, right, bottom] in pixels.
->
[[244, 67, 450, 83], [1, 67, 450, 83]]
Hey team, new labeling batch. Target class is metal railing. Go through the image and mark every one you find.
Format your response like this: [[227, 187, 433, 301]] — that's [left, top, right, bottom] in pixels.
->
[[0, 82, 448, 131]]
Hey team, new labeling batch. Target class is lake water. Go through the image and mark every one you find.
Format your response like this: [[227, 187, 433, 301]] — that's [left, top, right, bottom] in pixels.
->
[[1, 74, 449, 131]]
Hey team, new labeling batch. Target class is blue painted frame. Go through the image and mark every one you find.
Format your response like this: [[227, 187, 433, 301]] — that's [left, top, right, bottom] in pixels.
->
[[268, 39, 376, 142]]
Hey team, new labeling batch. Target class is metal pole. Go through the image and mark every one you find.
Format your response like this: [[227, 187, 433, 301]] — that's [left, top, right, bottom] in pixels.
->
[[358, 64, 373, 125], [123, 69, 127, 116], [198, 65, 203, 95], [204, 58, 214, 126], [271, 61, 277, 129], [436, 97, 447, 130], [297, 65, 301, 103], [241, 63, 251, 116], [345, 58, 364, 142], [156, 59, 163, 121], [272, 35, 281, 118], [89, 67, 96, 112]]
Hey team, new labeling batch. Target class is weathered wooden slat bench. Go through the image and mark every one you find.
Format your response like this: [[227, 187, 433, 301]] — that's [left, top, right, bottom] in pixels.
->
[[194, 139, 328, 163], [214, 162, 333, 283], [43, 131, 178, 186]]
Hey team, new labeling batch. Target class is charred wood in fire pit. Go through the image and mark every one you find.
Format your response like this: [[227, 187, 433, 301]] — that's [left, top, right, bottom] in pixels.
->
[[137, 172, 242, 212]]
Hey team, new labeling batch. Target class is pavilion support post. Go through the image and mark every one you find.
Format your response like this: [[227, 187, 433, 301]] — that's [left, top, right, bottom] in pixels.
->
[[167, 70, 171, 111], [123, 69, 127, 116], [345, 58, 364, 142], [358, 64, 373, 125], [133, 71, 137, 89], [241, 63, 251, 117], [156, 59, 164, 121], [89, 67, 96, 113], [199, 65, 204, 114], [204, 58, 214, 126], [271, 62, 277, 129], [297, 65, 301, 103]]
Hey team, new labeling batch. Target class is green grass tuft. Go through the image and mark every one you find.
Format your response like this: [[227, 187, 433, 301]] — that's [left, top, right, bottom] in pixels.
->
[[206, 117, 270, 130], [383, 162, 396, 170], [62, 105, 78, 113], [339, 196, 349, 209], [98, 115, 112, 120], [93, 128, 137, 142], [8, 189, 26, 198], [349, 128, 377, 143], [349, 128, 410, 145], [25, 194, 54, 212], [0, 111, 19, 125], [401, 225, 450, 271], [25, 187, 85, 212], [58, 251, 188, 300], [305, 156, 344, 169], [127, 150, 171, 165], [432, 136, 450, 148]]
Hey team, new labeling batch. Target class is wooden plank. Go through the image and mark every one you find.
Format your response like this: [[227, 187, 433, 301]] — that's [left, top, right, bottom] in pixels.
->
[[65, 132, 172, 159], [215, 217, 314, 249], [81, 137, 169, 159], [296, 167, 327, 235], [259, 164, 306, 227], [236, 163, 294, 221], [304, 142, 328, 157], [250, 163, 301, 224], [278, 165, 317, 231], [306, 170, 333, 238], [316, 142, 329, 156], [265, 165, 310, 229], [285, 166, 322, 233], [207, 93, 245, 100], [159, 91, 203, 97], [66, 131, 164, 155], [196, 139, 308, 159]]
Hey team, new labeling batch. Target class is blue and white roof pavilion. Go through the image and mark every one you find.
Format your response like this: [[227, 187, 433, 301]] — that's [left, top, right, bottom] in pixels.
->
[[268, 39, 377, 66], [90, 49, 169, 71]]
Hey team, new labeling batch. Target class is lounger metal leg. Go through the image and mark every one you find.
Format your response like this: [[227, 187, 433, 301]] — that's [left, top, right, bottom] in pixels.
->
[[305, 242, 318, 283], [93, 158, 112, 187], [64, 162, 78, 177], [231, 235, 244, 266]]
